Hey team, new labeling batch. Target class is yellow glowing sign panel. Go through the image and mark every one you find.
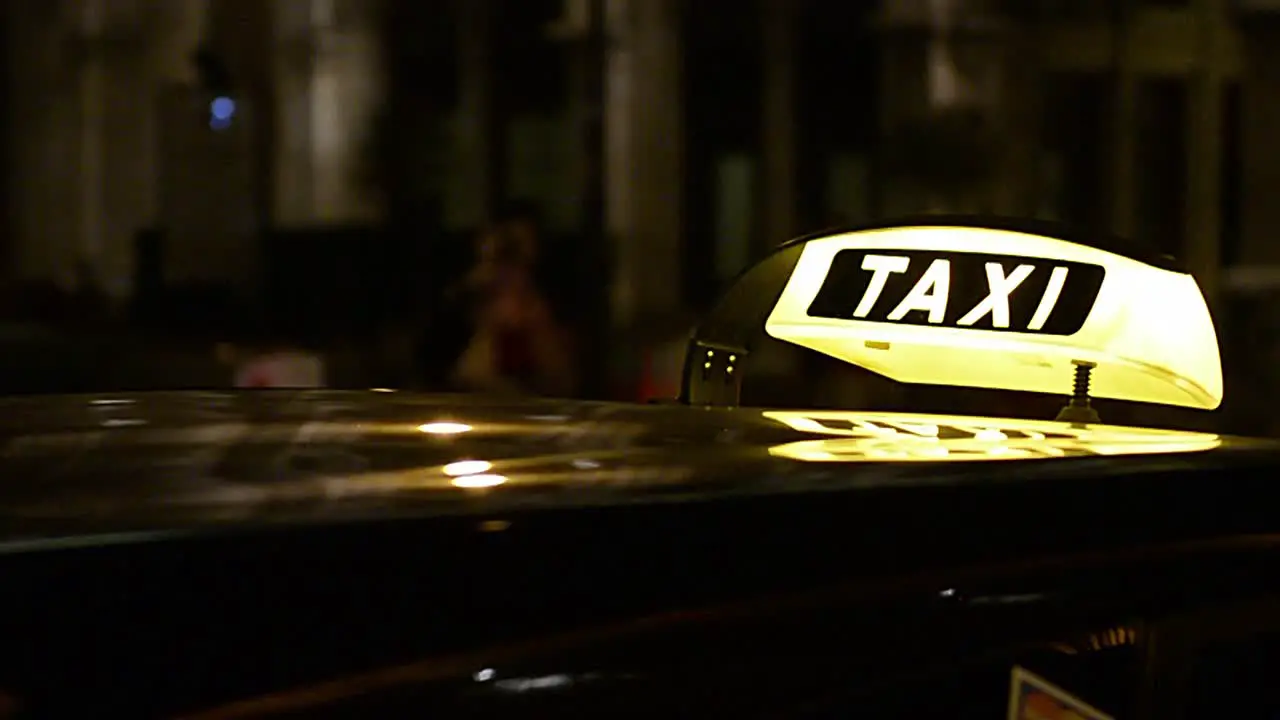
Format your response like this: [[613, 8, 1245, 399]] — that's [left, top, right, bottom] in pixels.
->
[[763, 227, 1222, 410], [765, 410, 1221, 462]]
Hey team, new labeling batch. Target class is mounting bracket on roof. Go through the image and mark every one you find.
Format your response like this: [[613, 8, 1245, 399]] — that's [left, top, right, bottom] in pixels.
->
[[1055, 360, 1101, 425], [682, 340, 747, 407]]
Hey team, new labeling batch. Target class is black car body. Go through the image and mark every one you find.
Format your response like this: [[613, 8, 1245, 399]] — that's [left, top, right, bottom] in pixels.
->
[[0, 392, 1277, 719]]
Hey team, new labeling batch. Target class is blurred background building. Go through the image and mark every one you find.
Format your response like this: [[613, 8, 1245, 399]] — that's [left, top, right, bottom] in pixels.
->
[[0, 0, 1277, 423]]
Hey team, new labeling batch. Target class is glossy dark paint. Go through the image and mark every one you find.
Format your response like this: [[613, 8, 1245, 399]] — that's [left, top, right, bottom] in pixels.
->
[[0, 391, 1277, 718]]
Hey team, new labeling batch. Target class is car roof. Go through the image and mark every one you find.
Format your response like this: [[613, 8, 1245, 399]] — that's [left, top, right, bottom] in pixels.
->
[[0, 390, 1273, 548]]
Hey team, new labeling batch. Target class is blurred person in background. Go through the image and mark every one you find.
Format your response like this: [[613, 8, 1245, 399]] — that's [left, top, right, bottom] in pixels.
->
[[450, 222, 575, 396], [409, 202, 540, 391]]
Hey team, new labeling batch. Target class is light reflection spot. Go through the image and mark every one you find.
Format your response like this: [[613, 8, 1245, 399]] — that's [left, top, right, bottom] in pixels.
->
[[452, 474, 507, 489], [419, 422, 472, 435], [444, 460, 493, 476]]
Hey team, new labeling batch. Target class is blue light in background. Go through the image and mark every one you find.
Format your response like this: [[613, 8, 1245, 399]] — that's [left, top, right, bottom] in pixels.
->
[[209, 96, 235, 131], [211, 96, 236, 121]]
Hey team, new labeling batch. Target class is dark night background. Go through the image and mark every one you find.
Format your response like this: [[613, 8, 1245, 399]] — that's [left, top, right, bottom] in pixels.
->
[[0, 0, 1274, 432]]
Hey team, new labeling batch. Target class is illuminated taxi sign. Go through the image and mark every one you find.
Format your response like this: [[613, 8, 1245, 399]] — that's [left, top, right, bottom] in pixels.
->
[[807, 250, 1104, 335], [764, 226, 1222, 410]]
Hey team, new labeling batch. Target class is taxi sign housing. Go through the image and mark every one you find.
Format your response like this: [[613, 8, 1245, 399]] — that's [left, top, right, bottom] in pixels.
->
[[682, 218, 1222, 411]]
